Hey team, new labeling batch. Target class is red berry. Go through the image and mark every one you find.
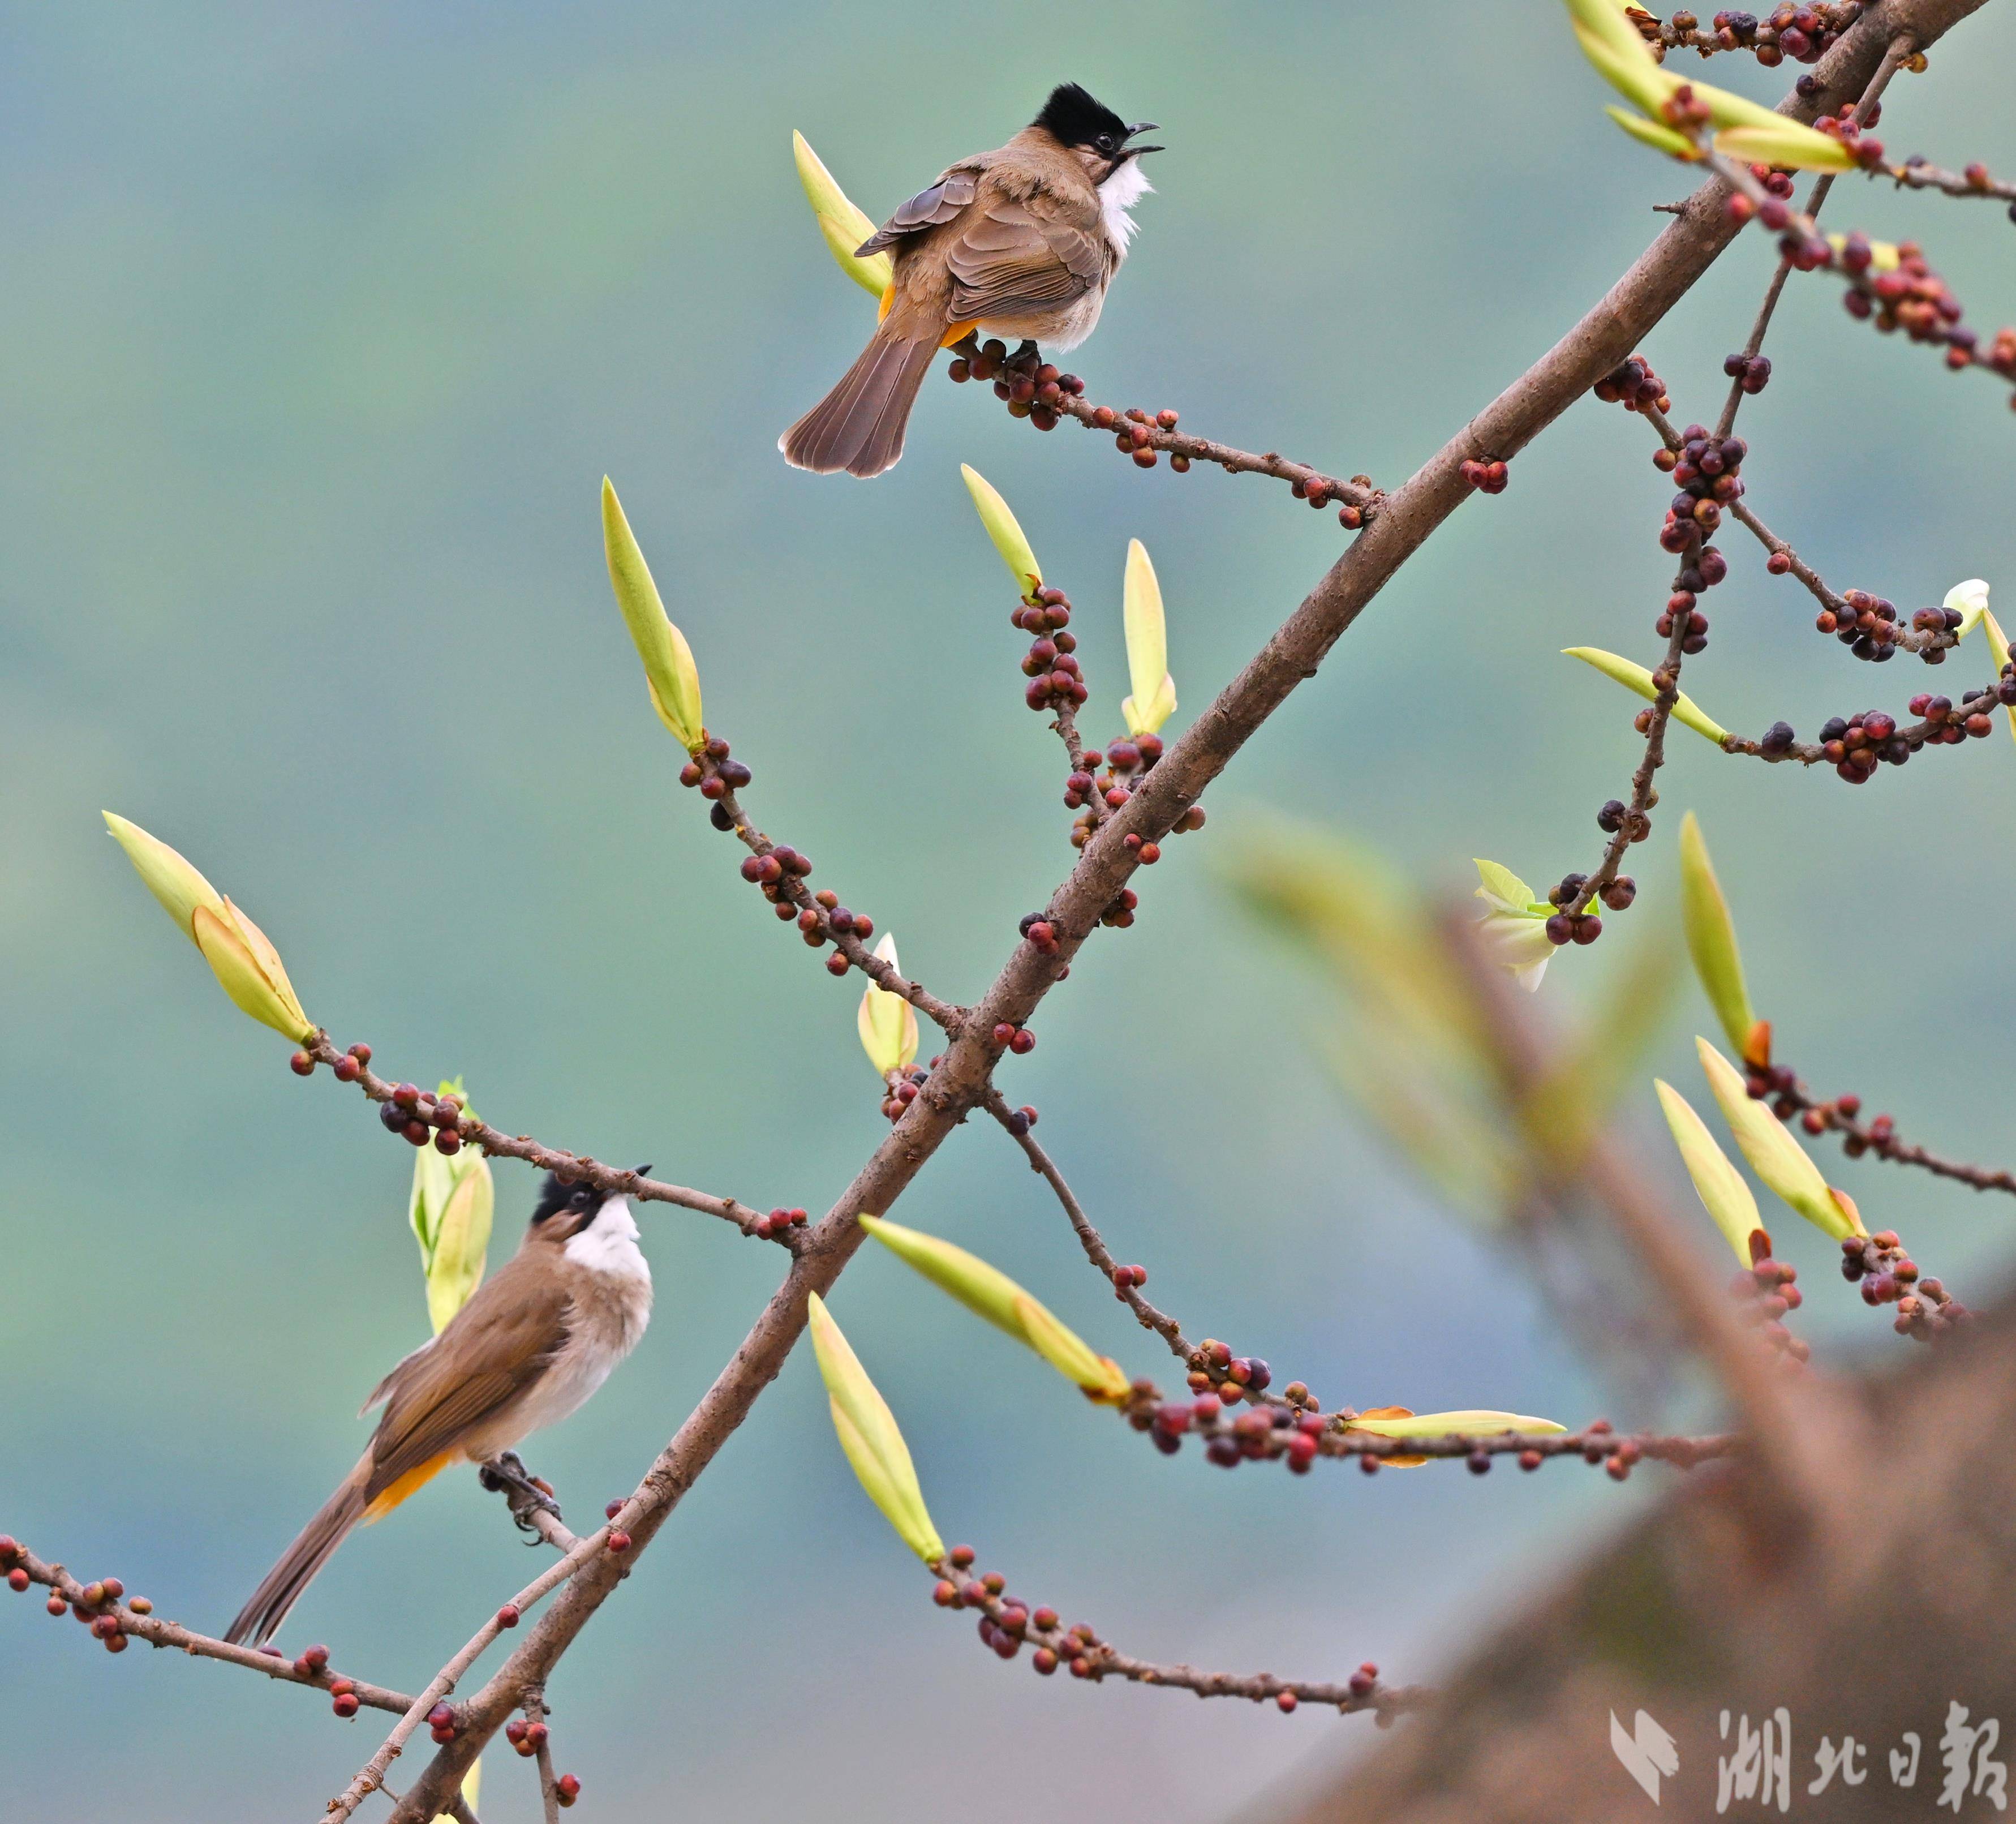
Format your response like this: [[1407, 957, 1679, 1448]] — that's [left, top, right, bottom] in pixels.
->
[[333, 1693, 360, 1718], [607, 1530, 632, 1553], [6, 1568, 28, 1593]]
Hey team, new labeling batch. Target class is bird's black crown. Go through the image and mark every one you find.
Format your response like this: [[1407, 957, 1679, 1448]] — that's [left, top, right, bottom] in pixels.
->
[[531, 1172, 597, 1225], [1033, 83, 1130, 150]]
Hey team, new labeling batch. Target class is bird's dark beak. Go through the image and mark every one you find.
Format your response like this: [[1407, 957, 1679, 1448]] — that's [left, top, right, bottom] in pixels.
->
[[633, 1163, 653, 1178], [1123, 122, 1164, 156]]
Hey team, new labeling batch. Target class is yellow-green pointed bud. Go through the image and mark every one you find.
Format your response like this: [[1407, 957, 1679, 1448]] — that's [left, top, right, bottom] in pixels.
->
[[1011, 1294, 1130, 1402], [1688, 79, 1857, 170], [792, 131, 894, 301], [1119, 538, 1176, 737], [1656, 1078, 1765, 1264], [1944, 577, 1989, 638], [1981, 604, 2016, 749], [102, 812, 227, 947], [1562, 647, 1728, 744], [1710, 119, 1856, 171], [1678, 811, 1764, 1066], [1605, 105, 1701, 160], [960, 465, 1043, 605], [1694, 1038, 1851, 1241], [1473, 859, 1555, 992], [806, 1293, 944, 1563], [601, 477, 704, 753], [859, 1214, 1022, 1335], [410, 1079, 495, 1332], [182, 896, 316, 1044], [857, 933, 919, 1078], [859, 1215, 1128, 1401], [1347, 1409, 1567, 1439], [1563, 0, 1674, 118]]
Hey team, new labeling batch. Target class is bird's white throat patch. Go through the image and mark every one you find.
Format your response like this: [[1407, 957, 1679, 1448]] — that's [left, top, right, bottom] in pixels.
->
[[1098, 158, 1153, 254], [565, 1194, 651, 1285]]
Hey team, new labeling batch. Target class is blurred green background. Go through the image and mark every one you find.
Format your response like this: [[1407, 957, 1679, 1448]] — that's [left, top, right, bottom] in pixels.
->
[[5, 4, 2014, 1817]]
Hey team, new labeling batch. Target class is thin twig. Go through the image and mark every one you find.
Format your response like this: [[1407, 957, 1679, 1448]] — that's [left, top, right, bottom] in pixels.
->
[[930, 1552, 1432, 1718], [303, 1035, 785, 1245], [2, 1544, 414, 1715], [325, 1524, 613, 1822], [1714, 36, 1912, 441]]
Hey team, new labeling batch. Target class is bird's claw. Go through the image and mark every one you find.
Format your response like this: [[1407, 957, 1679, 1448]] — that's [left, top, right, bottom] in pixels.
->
[[479, 1451, 565, 1536]]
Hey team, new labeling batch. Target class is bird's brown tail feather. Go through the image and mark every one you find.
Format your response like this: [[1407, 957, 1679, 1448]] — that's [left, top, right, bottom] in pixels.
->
[[224, 1467, 368, 1647], [780, 325, 939, 478]]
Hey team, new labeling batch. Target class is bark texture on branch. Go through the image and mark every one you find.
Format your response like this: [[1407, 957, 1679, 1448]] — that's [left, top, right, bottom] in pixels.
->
[[1283, 1288, 2016, 1823]]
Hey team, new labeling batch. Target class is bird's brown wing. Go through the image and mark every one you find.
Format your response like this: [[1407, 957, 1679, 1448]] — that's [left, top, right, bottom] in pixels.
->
[[362, 1255, 572, 1503], [856, 171, 979, 256], [944, 199, 1106, 323]]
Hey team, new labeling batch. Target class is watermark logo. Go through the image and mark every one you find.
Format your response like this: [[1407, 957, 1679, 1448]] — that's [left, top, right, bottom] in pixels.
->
[[1613, 1709, 1680, 1804]]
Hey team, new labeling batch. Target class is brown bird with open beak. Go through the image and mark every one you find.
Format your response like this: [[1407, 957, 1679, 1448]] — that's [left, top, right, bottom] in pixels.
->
[[223, 1170, 653, 1646], [781, 83, 1162, 478]]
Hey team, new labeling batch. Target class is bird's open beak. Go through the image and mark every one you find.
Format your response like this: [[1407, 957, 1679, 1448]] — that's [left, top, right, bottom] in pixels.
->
[[1123, 122, 1164, 156]]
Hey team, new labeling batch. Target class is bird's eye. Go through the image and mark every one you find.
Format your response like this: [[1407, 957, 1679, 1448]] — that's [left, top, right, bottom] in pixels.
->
[[1094, 134, 1116, 154]]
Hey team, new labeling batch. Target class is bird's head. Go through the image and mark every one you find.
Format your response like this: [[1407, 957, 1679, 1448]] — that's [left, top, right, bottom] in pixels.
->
[[1033, 83, 1162, 185], [529, 1166, 650, 1244]]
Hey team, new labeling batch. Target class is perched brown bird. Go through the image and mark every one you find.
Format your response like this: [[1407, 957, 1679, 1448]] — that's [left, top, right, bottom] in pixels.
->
[[781, 83, 1161, 478], [223, 1171, 653, 1646]]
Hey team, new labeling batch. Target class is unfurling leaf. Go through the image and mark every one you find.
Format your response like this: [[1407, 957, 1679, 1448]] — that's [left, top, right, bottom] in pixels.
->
[[1945, 577, 1990, 638], [1980, 603, 2016, 750], [601, 478, 704, 753], [1656, 1078, 1765, 1264], [1678, 812, 1763, 1065], [106, 813, 316, 1042], [1562, 647, 1729, 745], [410, 1078, 495, 1332], [960, 465, 1043, 604], [857, 933, 920, 1078], [1120, 538, 1177, 736], [859, 1216, 1129, 1401], [792, 131, 894, 299], [806, 1292, 944, 1563], [1695, 1038, 1855, 1240], [1473, 858, 1557, 992]]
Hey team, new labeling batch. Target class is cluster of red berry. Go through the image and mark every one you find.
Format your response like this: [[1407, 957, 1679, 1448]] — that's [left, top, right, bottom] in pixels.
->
[[1841, 1231, 1964, 1339], [2, 1545, 145, 1655], [1643, 5, 1868, 64], [1012, 585, 1086, 715], [1594, 351, 1670, 414], [947, 338, 1082, 434], [376, 1079, 468, 1155], [677, 735, 754, 835]]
